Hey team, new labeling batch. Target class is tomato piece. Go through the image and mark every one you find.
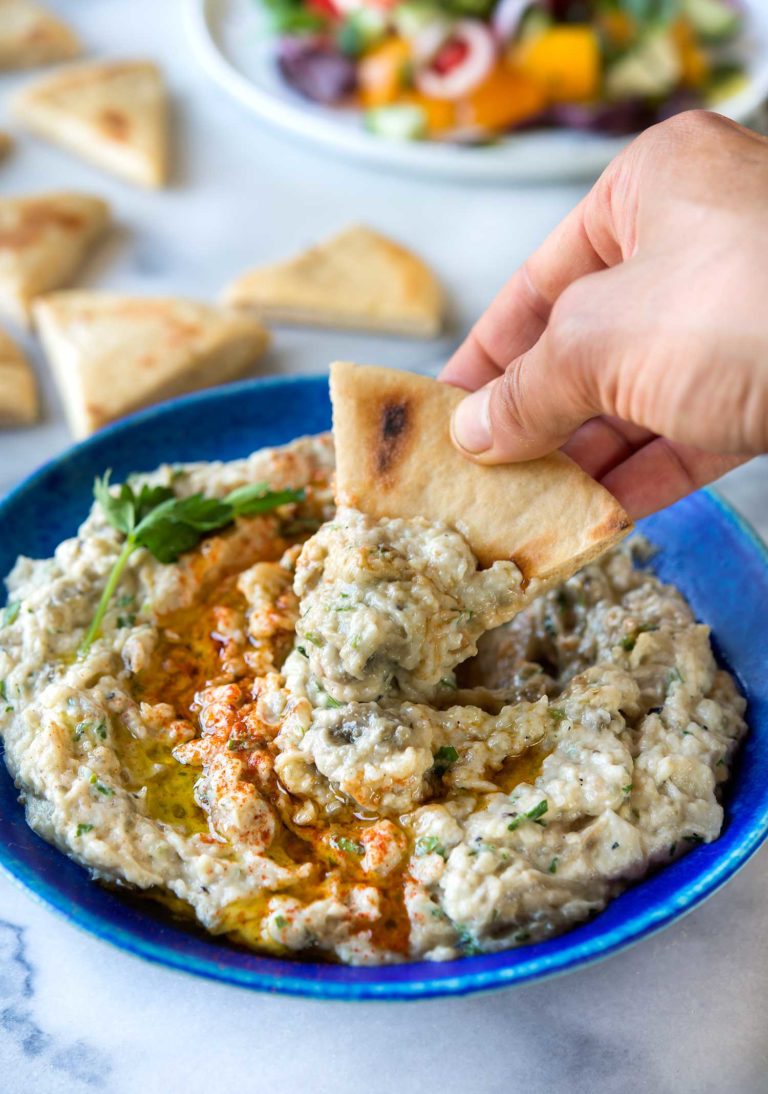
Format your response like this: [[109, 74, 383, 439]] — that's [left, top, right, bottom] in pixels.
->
[[433, 38, 470, 76]]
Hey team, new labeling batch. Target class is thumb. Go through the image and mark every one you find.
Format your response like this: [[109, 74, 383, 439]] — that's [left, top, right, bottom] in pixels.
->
[[450, 299, 601, 464]]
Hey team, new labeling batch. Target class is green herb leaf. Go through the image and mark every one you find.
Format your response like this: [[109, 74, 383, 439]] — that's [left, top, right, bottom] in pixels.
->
[[81, 471, 303, 655], [76, 823, 94, 837], [415, 835, 448, 859], [331, 835, 365, 856], [89, 773, 114, 796], [433, 745, 459, 774], [455, 924, 481, 954], [2, 601, 21, 627], [274, 914, 288, 929], [508, 799, 548, 831], [225, 483, 305, 516], [548, 857, 558, 874]]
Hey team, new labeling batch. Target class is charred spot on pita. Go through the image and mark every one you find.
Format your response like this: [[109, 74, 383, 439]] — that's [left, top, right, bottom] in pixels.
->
[[376, 399, 409, 476]]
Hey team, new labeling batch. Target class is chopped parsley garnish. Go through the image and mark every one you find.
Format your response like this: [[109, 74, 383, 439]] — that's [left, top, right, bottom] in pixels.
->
[[455, 925, 481, 955], [323, 694, 343, 709], [548, 857, 558, 874], [74, 720, 107, 742], [76, 823, 94, 837], [415, 835, 447, 859], [620, 635, 636, 652], [684, 834, 704, 845], [549, 707, 566, 722], [227, 738, 251, 751], [331, 835, 365, 856], [0, 680, 6, 703], [508, 799, 548, 831], [433, 745, 459, 774], [89, 773, 114, 796], [274, 915, 288, 929], [439, 678, 457, 690], [514, 931, 531, 943], [296, 645, 308, 658], [304, 631, 324, 647], [622, 784, 633, 795], [80, 471, 304, 655], [2, 601, 21, 627]]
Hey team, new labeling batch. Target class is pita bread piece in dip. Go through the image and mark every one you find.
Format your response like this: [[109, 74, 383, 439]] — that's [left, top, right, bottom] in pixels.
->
[[223, 225, 443, 337], [330, 361, 632, 586], [34, 292, 270, 438], [0, 0, 80, 69], [0, 327, 37, 425], [0, 192, 110, 327], [12, 60, 168, 187]]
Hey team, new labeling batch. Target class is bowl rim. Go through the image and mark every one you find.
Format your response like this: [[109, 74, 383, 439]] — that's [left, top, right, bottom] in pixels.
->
[[1, 374, 767, 1002]]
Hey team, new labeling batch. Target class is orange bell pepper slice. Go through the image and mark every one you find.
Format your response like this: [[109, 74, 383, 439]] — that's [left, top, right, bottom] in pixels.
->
[[459, 64, 547, 133], [514, 26, 601, 103], [359, 37, 411, 109]]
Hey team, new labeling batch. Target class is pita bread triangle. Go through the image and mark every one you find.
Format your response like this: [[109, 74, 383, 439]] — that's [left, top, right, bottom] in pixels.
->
[[0, 327, 37, 425], [0, 192, 110, 326], [34, 292, 270, 438], [223, 225, 443, 337], [0, 0, 80, 69], [330, 362, 632, 586], [12, 60, 168, 187]]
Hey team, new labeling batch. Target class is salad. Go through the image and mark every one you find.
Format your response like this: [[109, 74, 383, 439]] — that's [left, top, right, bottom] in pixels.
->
[[261, 0, 748, 141]]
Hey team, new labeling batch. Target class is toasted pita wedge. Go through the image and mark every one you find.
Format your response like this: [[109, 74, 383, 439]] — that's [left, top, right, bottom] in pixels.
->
[[0, 192, 110, 326], [223, 225, 443, 337], [34, 292, 270, 438], [0, 0, 79, 69], [0, 327, 37, 425], [12, 60, 168, 187], [331, 362, 632, 585]]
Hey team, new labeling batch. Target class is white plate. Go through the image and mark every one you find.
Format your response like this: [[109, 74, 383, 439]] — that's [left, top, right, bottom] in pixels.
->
[[185, 0, 768, 182]]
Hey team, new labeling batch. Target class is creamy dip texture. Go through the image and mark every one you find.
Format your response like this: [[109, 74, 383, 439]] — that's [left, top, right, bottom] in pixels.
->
[[0, 434, 748, 964]]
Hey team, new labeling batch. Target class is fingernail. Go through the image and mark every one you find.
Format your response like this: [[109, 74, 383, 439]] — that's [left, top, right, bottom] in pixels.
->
[[452, 385, 492, 454]]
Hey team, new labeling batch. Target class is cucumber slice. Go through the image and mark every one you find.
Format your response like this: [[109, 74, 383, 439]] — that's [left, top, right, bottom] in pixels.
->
[[364, 105, 428, 141], [605, 29, 682, 100], [683, 0, 741, 43]]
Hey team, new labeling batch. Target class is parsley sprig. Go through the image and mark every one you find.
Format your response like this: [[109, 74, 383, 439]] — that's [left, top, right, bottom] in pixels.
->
[[80, 471, 304, 655]]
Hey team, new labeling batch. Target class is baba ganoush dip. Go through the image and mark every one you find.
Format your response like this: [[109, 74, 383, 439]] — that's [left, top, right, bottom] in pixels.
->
[[0, 434, 748, 964]]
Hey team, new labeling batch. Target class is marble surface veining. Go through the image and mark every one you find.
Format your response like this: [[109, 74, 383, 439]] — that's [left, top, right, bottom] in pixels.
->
[[0, 2, 767, 1092]]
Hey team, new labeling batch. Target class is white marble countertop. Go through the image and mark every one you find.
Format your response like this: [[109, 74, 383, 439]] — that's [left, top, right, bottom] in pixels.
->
[[1, 2, 767, 1091]]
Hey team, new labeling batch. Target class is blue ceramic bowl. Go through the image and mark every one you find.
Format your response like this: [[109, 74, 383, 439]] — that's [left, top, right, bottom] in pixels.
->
[[1, 375, 767, 1001]]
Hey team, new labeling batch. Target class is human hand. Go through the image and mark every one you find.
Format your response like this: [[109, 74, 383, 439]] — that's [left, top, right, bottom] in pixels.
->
[[441, 111, 768, 518]]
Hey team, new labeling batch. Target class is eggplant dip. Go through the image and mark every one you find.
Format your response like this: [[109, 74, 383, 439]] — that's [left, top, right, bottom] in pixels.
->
[[0, 434, 747, 964]]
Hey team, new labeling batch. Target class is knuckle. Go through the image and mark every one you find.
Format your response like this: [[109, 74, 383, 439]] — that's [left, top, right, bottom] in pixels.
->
[[495, 363, 531, 436]]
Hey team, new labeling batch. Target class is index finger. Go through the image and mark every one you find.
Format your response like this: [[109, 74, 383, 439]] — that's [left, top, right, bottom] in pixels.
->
[[440, 177, 623, 392]]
